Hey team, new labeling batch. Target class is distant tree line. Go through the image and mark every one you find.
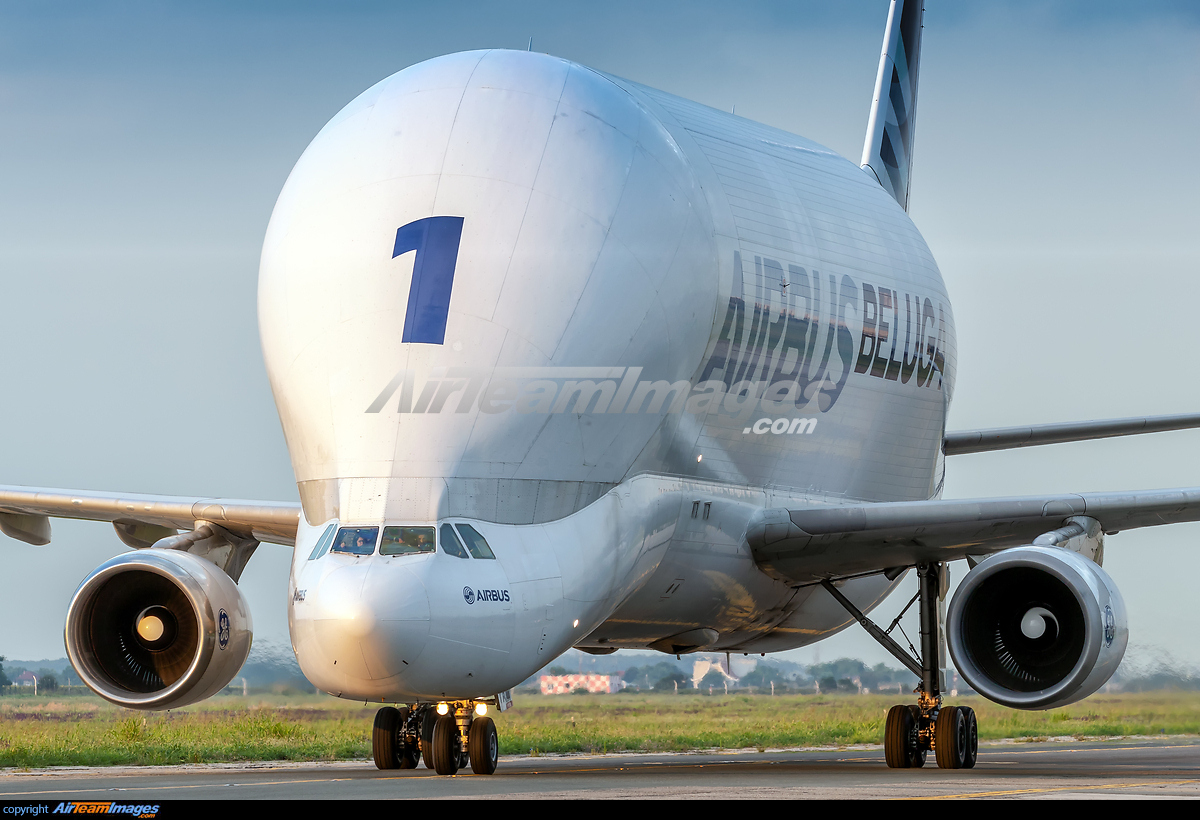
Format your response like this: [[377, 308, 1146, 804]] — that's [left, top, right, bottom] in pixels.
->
[[1118, 670, 1200, 692], [0, 660, 66, 692], [806, 659, 918, 694], [529, 654, 925, 694], [0, 666, 65, 691], [620, 662, 693, 691]]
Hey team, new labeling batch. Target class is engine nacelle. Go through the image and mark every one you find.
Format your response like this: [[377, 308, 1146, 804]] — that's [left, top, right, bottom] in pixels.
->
[[946, 546, 1127, 710], [65, 548, 253, 709]]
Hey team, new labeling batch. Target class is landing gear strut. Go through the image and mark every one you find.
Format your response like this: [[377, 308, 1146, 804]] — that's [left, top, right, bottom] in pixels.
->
[[822, 562, 978, 769], [372, 701, 501, 775]]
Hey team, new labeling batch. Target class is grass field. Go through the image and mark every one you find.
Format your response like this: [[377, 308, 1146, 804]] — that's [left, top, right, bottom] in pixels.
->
[[2, 691, 1199, 769]]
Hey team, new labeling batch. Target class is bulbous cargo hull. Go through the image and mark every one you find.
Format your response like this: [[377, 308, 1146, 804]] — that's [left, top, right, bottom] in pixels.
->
[[260, 49, 958, 700], [259, 49, 956, 526]]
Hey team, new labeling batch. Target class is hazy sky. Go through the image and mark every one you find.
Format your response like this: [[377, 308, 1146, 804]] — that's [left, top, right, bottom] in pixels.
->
[[2, 1, 1198, 673]]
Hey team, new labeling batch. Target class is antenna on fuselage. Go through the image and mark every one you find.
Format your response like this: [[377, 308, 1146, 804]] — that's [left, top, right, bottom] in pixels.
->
[[527, 37, 533, 51]]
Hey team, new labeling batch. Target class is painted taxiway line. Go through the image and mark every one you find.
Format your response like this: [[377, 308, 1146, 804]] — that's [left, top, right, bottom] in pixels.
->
[[918, 779, 1200, 799]]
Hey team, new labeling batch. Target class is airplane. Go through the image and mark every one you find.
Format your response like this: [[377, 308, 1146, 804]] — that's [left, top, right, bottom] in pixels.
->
[[2, 0, 1199, 775]]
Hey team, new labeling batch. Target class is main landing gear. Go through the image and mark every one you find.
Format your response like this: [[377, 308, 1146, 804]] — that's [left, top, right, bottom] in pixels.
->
[[372, 701, 499, 775], [822, 562, 978, 769]]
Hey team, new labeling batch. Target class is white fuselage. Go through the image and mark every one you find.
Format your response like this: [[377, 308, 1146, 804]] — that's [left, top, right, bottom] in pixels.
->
[[262, 50, 957, 701]]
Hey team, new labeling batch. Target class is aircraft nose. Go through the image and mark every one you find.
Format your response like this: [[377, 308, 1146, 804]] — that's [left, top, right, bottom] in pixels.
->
[[339, 597, 376, 639], [312, 561, 431, 681]]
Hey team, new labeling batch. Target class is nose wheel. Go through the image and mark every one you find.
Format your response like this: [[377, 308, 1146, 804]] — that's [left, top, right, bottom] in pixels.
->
[[373, 701, 501, 774], [371, 706, 420, 769], [822, 563, 979, 770], [468, 715, 499, 775], [430, 714, 462, 775]]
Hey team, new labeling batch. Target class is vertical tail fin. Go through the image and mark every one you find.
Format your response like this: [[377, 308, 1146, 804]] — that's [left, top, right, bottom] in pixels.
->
[[861, 0, 925, 211]]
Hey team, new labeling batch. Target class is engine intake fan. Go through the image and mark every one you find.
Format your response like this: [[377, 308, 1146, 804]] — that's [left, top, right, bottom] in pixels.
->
[[66, 548, 252, 709], [947, 546, 1126, 710]]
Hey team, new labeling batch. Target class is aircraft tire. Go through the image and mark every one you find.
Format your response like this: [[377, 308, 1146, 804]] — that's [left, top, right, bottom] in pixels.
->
[[468, 716, 499, 775], [372, 706, 402, 770], [884, 705, 912, 768], [906, 705, 927, 767], [961, 707, 979, 769], [431, 714, 461, 775], [419, 707, 437, 768], [934, 706, 967, 769]]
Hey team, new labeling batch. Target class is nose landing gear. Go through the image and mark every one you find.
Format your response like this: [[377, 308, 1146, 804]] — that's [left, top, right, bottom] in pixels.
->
[[468, 715, 499, 775], [372, 700, 502, 775], [430, 713, 463, 775], [371, 706, 420, 769], [822, 562, 979, 769]]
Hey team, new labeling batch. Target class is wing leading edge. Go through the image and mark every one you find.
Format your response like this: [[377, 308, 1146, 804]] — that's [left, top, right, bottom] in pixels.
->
[[748, 487, 1200, 585], [0, 485, 300, 547], [944, 412, 1200, 456]]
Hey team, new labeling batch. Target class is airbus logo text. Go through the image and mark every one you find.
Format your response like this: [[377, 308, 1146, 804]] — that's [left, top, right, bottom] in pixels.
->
[[463, 587, 510, 605]]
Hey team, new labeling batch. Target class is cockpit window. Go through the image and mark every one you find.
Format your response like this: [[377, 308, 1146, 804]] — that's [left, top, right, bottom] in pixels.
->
[[307, 523, 337, 560], [456, 524, 496, 559], [381, 526, 436, 556], [331, 526, 378, 556], [439, 523, 469, 559]]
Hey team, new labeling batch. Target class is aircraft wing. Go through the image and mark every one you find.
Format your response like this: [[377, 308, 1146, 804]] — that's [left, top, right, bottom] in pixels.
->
[[0, 485, 300, 547], [943, 412, 1200, 455], [748, 487, 1200, 584]]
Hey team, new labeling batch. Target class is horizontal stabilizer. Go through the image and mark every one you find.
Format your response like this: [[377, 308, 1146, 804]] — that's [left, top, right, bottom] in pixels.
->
[[943, 412, 1200, 456], [749, 486, 1200, 584]]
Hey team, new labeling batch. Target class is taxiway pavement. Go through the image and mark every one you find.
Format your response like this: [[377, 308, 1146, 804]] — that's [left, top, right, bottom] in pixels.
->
[[3, 738, 1198, 800]]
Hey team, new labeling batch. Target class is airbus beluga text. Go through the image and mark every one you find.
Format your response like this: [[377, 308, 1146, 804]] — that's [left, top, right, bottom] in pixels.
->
[[4, 0, 1200, 774]]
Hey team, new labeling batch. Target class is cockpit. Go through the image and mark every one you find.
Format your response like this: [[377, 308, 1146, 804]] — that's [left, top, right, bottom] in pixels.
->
[[306, 522, 496, 561]]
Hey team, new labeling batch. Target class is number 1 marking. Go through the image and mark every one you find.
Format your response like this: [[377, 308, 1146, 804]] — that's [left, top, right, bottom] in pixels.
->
[[393, 216, 465, 345]]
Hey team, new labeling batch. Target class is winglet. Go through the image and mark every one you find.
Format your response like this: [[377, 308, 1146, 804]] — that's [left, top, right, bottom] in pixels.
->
[[861, 0, 925, 211]]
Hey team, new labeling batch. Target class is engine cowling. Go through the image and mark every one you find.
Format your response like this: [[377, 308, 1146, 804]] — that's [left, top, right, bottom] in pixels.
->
[[946, 546, 1126, 710], [65, 548, 253, 709]]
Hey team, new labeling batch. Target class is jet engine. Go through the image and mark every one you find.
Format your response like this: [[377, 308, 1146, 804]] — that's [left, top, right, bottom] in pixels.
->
[[946, 546, 1126, 710], [65, 548, 253, 709]]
